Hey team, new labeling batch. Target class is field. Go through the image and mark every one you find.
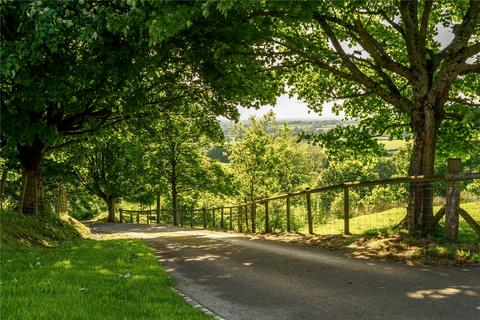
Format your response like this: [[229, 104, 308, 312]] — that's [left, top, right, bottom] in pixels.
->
[[379, 139, 408, 151]]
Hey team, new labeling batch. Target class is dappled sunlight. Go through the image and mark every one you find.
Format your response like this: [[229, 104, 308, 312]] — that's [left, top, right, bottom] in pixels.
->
[[78, 222, 480, 319], [94, 268, 113, 275], [151, 235, 242, 265], [350, 253, 371, 260], [406, 286, 479, 300], [53, 259, 72, 269], [185, 254, 222, 262]]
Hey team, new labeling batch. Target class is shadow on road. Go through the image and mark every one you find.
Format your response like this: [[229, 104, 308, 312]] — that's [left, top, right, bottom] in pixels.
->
[[89, 222, 480, 320]]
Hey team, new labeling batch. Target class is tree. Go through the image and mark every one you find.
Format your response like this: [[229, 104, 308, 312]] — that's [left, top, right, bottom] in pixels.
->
[[269, 123, 313, 193], [215, 1, 479, 233], [229, 112, 313, 200], [1, 0, 280, 214], [143, 112, 230, 226], [65, 133, 147, 222], [229, 114, 275, 201], [1, 1, 153, 213]]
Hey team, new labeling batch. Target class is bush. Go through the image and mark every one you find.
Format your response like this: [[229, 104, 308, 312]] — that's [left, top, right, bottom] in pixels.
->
[[361, 185, 408, 213]]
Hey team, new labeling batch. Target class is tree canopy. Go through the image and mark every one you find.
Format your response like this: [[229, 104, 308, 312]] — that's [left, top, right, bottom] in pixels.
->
[[201, 0, 480, 233], [0, 0, 280, 213], [2, 0, 479, 236]]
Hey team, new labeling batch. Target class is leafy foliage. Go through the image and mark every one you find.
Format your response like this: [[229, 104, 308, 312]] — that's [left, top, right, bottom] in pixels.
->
[[229, 112, 321, 201]]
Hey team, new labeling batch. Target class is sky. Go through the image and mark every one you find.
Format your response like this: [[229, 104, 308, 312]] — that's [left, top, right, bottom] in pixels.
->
[[238, 95, 342, 120]]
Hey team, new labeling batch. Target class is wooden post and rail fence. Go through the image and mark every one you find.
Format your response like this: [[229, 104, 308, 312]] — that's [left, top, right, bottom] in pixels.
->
[[117, 159, 480, 239]]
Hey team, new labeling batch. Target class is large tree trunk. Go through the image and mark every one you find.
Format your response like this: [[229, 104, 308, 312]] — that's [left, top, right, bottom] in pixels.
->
[[17, 138, 46, 214], [107, 196, 116, 222], [407, 104, 440, 234]]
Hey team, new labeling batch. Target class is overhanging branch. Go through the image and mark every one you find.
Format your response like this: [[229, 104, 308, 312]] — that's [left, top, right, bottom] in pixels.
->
[[315, 18, 413, 114], [448, 97, 480, 107]]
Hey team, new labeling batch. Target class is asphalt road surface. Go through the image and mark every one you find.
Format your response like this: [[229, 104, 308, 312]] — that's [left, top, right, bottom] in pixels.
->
[[90, 223, 480, 320]]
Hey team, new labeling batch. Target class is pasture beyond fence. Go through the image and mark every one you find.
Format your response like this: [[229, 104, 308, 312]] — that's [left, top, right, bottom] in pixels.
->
[[119, 159, 480, 240]]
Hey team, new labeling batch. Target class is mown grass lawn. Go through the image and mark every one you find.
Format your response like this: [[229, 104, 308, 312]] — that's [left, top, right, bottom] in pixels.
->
[[0, 212, 211, 320]]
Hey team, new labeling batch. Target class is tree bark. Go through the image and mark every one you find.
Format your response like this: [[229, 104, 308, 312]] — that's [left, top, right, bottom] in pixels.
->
[[156, 193, 161, 223], [107, 196, 115, 222], [407, 103, 440, 234], [0, 168, 8, 211], [171, 174, 178, 226], [17, 138, 46, 214]]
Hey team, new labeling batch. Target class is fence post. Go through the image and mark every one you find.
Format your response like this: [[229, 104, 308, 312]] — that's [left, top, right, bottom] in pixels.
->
[[237, 206, 243, 232], [286, 193, 291, 233], [212, 208, 216, 228], [130, 212, 133, 223], [190, 209, 194, 228], [251, 201, 256, 233], [220, 207, 225, 229], [229, 207, 233, 230], [202, 208, 207, 229], [244, 203, 249, 232], [344, 185, 350, 235], [119, 209, 123, 223], [445, 158, 462, 240], [136, 211, 140, 224], [306, 189, 313, 235], [156, 194, 160, 224], [55, 185, 67, 217], [264, 200, 270, 233], [34, 176, 38, 215]]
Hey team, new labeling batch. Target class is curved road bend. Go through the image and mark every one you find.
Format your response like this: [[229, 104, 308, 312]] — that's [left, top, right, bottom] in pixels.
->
[[90, 223, 480, 320]]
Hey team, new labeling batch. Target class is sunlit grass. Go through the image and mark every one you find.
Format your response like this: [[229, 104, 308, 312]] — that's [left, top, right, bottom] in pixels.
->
[[379, 139, 408, 150], [291, 202, 480, 264], [297, 202, 480, 244], [0, 211, 212, 320]]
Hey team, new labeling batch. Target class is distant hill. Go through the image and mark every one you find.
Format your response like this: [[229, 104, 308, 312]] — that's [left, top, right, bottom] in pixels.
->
[[220, 119, 353, 141]]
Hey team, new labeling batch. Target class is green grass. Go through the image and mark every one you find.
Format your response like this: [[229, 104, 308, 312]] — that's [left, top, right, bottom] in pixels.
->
[[0, 211, 211, 320], [299, 202, 480, 244], [379, 139, 407, 150], [292, 202, 480, 264]]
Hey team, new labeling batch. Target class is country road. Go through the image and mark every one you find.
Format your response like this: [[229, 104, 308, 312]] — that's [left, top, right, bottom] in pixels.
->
[[89, 223, 480, 320]]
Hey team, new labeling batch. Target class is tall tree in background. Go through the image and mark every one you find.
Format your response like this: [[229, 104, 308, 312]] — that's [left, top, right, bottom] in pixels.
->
[[66, 133, 146, 222], [144, 112, 229, 226], [230, 112, 313, 200], [230, 114, 274, 201], [269, 123, 312, 193]]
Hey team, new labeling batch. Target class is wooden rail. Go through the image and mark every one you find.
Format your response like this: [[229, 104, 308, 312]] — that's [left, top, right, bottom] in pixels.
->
[[118, 165, 480, 238]]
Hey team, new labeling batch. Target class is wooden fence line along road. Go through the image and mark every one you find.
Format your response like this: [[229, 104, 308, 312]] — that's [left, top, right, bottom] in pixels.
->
[[118, 159, 480, 239]]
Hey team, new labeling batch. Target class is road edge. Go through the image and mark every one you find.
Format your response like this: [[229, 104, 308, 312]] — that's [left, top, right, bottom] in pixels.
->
[[171, 287, 225, 320]]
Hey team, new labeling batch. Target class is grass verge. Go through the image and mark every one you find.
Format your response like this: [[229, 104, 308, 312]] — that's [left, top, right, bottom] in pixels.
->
[[0, 211, 211, 320], [267, 202, 480, 266]]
